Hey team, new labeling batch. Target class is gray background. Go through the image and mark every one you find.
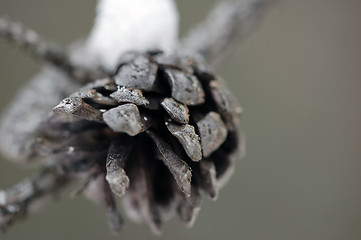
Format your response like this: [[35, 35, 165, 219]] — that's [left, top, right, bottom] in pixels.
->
[[1, 0, 361, 239]]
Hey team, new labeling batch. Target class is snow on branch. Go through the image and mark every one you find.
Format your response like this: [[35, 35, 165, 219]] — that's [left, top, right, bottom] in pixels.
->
[[85, 0, 179, 71]]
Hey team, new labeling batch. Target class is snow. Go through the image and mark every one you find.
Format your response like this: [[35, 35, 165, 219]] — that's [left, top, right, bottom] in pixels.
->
[[85, 0, 179, 71]]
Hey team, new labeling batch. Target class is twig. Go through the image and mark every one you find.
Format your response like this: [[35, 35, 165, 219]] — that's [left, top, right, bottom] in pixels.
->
[[182, 0, 275, 67], [0, 167, 69, 232], [0, 16, 105, 83]]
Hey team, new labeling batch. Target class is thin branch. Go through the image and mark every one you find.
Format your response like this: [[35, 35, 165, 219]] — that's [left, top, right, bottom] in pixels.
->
[[0, 16, 105, 83], [0, 167, 69, 232], [181, 0, 275, 67]]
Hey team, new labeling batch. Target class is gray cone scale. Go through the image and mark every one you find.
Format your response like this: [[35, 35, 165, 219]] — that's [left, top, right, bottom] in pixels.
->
[[36, 51, 244, 233]]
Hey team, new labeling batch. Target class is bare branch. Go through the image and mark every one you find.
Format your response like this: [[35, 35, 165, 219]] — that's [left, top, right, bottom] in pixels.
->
[[0, 168, 69, 232], [181, 0, 275, 67], [0, 16, 105, 83]]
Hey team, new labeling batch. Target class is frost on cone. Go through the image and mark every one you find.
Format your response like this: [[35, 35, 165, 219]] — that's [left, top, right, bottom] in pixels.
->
[[35, 51, 244, 233]]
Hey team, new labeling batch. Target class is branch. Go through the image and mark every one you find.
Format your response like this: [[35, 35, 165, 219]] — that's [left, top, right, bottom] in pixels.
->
[[0, 167, 69, 232], [0, 16, 105, 83], [181, 0, 275, 67]]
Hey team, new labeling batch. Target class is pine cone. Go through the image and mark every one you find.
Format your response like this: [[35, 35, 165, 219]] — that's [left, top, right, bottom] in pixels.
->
[[34, 51, 244, 233]]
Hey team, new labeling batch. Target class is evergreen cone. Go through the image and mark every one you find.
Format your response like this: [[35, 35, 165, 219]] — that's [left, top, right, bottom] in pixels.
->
[[34, 51, 244, 233]]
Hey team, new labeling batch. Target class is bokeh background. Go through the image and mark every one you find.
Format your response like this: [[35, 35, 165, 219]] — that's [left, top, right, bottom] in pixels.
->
[[1, 0, 361, 239]]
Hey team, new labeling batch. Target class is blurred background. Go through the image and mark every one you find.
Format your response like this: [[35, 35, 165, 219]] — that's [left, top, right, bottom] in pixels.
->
[[1, 0, 361, 239]]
